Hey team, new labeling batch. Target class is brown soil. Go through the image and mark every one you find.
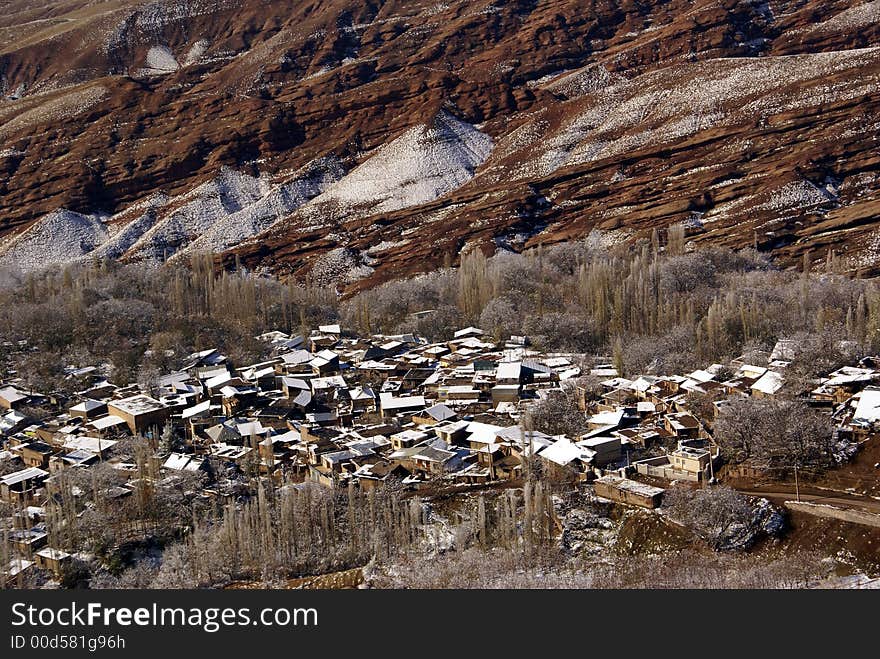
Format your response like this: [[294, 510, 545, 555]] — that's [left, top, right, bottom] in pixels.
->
[[0, 1, 878, 286]]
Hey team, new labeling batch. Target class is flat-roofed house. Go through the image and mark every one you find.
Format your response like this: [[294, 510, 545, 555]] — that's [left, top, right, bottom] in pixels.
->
[[594, 476, 664, 509], [751, 370, 784, 398], [0, 386, 27, 411], [61, 436, 117, 459], [495, 361, 523, 385], [577, 435, 622, 466], [379, 393, 426, 418], [69, 399, 108, 420], [1, 467, 49, 503], [17, 442, 54, 468], [852, 387, 880, 431], [107, 395, 170, 434], [87, 415, 129, 437], [34, 548, 72, 575]]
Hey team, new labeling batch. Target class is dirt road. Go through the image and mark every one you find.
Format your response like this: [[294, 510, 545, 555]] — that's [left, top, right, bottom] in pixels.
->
[[737, 484, 880, 515]]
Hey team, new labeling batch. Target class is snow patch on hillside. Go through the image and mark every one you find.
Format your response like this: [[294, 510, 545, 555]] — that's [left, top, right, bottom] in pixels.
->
[[146, 45, 179, 72], [93, 193, 170, 260], [508, 47, 880, 180], [1, 156, 346, 274], [123, 168, 270, 262], [804, 1, 879, 34], [309, 247, 374, 286], [543, 64, 626, 100], [298, 112, 493, 227], [0, 210, 110, 273], [753, 181, 833, 213], [184, 157, 345, 254], [182, 40, 210, 66]]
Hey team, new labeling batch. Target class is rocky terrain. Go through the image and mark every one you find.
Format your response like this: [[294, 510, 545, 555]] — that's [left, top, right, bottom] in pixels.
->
[[0, 0, 879, 290]]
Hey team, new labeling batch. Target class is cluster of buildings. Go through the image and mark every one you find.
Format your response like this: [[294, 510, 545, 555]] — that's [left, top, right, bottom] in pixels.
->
[[0, 326, 874, 582]]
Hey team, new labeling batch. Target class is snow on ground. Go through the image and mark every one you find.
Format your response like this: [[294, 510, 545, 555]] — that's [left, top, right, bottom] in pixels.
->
[[802, 1, 880, 34], [183, 157, 344, 254], [308, 247, 375, 286], [507, 47, 880, 180], [297, 111, 493, 227], [703, 176, 836, 226], [0, 85, 108, 139], [4, 156, 347, 274], [145, 45, 179, 72], [752, 181, 834, 213], [0, 210, 110, 273], [182, 40, 210, 66], [123, 168, 270, 262], [103, 0, 240, 53], [542, 64, 626, 100], [92, 193, 170, 260]]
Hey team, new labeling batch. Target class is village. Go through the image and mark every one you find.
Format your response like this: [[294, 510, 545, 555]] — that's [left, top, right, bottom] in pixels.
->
[[1, 322, 877, 584]]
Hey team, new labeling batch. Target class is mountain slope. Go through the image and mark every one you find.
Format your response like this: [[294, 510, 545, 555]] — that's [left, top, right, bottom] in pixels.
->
[[0, 0, 878, 288]]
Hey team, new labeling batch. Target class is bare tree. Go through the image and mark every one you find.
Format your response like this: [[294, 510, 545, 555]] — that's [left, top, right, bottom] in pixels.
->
[[663, 485, 755, 550]]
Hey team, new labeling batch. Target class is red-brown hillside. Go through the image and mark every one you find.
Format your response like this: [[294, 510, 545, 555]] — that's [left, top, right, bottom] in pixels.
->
[[0, 0, 878, 290]]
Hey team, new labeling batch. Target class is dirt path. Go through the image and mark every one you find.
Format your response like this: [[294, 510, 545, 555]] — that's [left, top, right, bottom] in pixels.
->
[[737, 484, 880, 515]]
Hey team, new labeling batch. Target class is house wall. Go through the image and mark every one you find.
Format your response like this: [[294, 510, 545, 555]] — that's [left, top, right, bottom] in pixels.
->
[[594, 480, 662, 509], [107, 405, 170, 434]]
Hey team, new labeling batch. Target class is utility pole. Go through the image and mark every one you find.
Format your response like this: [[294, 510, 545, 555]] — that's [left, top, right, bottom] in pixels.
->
[[794, 465, 800, 502], [708, 444, 715, 483]]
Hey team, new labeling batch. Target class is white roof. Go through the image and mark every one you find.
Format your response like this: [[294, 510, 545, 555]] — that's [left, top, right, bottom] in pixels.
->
[[108, 395, 166, 416], [188, 348, 218, 360], [853, 388, 880, 423], [62, 436, 117, 453], [539, 438, 590, 466], [236, 420, 268, 437], [272, 429, 302, 444], [752, 370, 784, 395], [318, 324, 341, 334], [88, 415, 128, 430], [737, 364, 768, 379], [163, 453, 203, 472], [349, 386, 375, 401], [220, 385, 257, 398], [687, 369, 716, 383], [209, 443, 252, 459], [1, 467, 49, 487], [36, 548, 71, 560], [601, 377, 633, 389], [281, 376, 309, 389], [4, 558, 34, 576], [825, 367, 875, 387], [379, 393, 426, 410], [258, 330, 289, 342], [205, 372, 234, 389], [0, 386, 26, 404], [311, 375, 347, 390], [443, 385, 479, 394], [70, 399, 106, 413], [464, 421, 504, 445], [630, 376, 661, 392], [595, 475, 664, 497], [557, 367, 581, 380], [181, 400, 212, 419], [496, 361, 522, 380], [588, 409, 624, 427], [281, 350, 312, 365]]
